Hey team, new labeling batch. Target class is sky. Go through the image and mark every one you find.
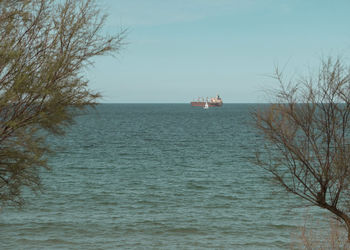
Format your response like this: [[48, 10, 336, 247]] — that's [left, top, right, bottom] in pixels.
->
[[87, 0, 350, 103]]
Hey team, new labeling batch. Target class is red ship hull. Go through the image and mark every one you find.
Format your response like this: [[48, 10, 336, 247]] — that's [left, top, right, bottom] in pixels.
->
[[190, 102, 223, 107]]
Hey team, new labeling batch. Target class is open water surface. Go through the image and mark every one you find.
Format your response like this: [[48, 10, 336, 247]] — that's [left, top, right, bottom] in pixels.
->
[[0, 104, 327, 249]]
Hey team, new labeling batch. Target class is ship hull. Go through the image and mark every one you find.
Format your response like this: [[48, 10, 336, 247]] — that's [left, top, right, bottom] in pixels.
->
[[191, 102, 222, 107]]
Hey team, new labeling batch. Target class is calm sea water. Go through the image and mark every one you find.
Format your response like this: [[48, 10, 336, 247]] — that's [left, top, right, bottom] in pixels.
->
[[1, 104, 327, 249]]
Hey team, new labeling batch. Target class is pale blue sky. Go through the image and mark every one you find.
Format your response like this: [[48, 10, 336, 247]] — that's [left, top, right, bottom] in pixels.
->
[[87, 0, 350, 103]]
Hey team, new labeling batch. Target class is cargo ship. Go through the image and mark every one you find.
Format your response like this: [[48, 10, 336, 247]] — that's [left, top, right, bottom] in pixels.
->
[[191, 94, 223, 107]]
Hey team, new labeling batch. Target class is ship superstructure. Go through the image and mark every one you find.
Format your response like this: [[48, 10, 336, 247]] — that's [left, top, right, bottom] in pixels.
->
[[191, 94, 223, 107]]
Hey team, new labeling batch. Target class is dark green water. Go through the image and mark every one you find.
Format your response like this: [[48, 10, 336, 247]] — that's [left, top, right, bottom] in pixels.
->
[[0, 104, 326, 249]]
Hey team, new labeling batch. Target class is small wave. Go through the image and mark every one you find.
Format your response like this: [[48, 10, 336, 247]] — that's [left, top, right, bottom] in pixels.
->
[[186, 181, 208, 190], [15, 238, 77, 246], [213, 194, 237, 201], [146, 185, 158, 190], [203, 204, 232, 209], [135, 220, 166, 227], [143, 138, 154, 142], [167, 227, 203, 235], [97, 201, 118, 206], [135, 200, 158, 206], [43, 238, 77, 245], [266, 223, 297, 230]]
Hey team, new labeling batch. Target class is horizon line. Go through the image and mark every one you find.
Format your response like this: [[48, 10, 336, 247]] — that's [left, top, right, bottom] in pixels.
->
[[96, 102, 270, 104]]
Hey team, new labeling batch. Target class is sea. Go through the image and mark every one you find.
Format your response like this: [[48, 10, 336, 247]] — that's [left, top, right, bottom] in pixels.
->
[[0, 104, 330, 249]]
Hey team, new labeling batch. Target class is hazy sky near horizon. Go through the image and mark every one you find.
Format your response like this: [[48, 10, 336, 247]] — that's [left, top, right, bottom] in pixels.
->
[[87, 0, 350, 103]]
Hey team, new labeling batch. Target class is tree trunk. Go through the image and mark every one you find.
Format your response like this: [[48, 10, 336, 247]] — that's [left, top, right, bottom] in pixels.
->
[[338, 214, 350, 241], [343, 217, 350, 242], [326, 205, 350, 241]]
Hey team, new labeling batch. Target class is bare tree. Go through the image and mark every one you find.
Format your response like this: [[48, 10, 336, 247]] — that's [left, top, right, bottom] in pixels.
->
[[254, 57, 350, 240], [0, 0, 126, 206]]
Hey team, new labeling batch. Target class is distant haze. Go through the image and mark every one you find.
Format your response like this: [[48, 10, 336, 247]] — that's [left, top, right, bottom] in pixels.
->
[[88, 0, 350, 103]]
